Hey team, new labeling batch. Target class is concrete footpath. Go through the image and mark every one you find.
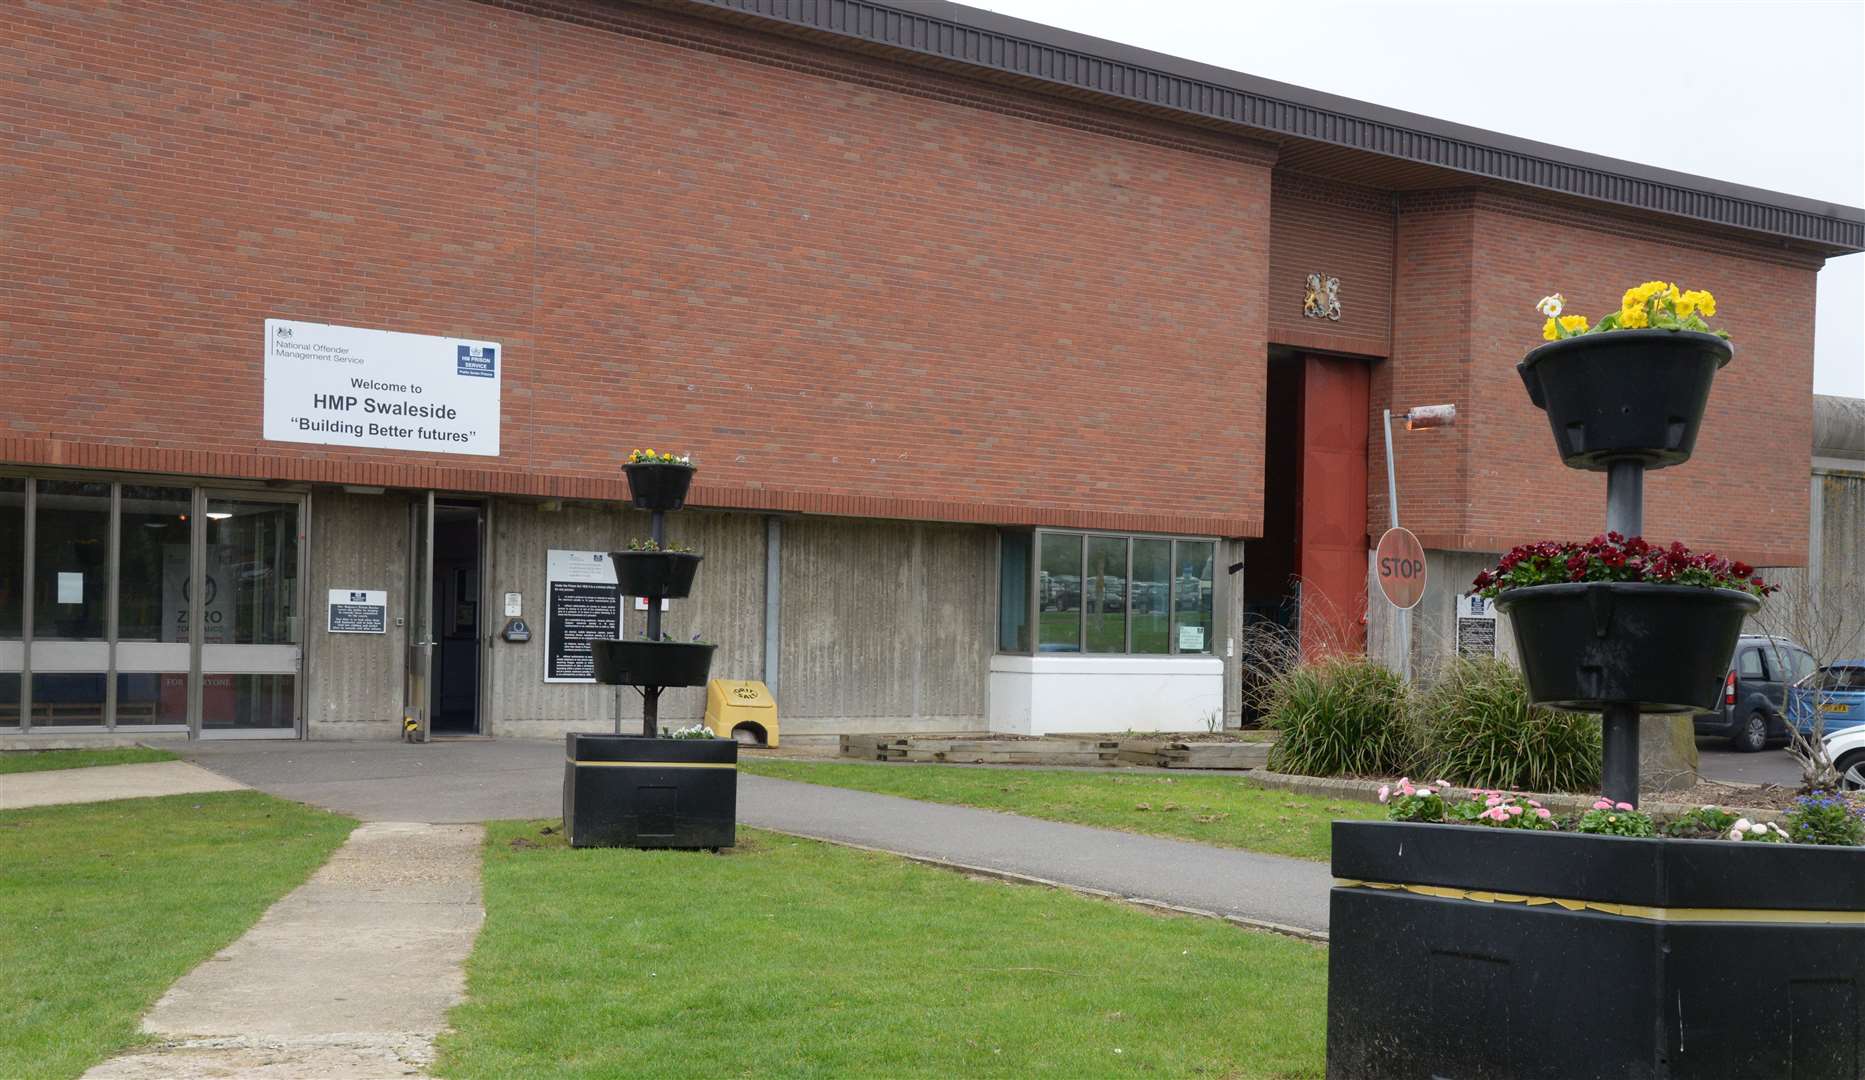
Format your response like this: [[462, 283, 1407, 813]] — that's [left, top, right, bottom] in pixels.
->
[[86, 821, 484, 1080], [0, 760, 246, 810], [181, 739, 1332, 934]]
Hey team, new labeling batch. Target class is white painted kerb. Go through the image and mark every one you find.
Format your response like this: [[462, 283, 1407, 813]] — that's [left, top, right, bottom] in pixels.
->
[[988, 654, 1224, 735]]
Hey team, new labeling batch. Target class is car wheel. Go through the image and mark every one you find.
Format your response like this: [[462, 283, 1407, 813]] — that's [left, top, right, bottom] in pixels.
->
[[1839, 752, 1865, 792], [1732, 712, 1769, 753]]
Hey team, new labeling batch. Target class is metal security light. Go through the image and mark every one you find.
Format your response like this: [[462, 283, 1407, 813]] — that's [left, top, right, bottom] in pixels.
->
[[1381, 403, 1458, 681]]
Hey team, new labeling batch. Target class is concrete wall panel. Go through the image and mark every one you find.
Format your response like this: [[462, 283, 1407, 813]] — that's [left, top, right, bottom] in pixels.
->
[[304, 492, 409, 739], [778, 517, 991, 733]]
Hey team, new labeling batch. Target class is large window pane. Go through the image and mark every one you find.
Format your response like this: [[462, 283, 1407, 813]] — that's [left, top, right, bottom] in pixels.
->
[[201, 674, 294, 731], [1, 477, 21, 728], [998, 531, 1031, 652], [1131, 539, 1171, 654], [206, 498, 300, 645], [118, 486, 193, 642], [1084, 536, 1128, 653], [1173, 541, 1216, 655], [0, 674, 19, 729], [33, 480, 111, 640], [116, 673, 188, 727], [1037, 534, 1082, 653], [0, 477, 23, 639], [31, 672, 106, 727]]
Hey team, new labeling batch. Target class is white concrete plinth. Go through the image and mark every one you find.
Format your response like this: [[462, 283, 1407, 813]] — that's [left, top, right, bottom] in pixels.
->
[[988, 655, 1224, 735]]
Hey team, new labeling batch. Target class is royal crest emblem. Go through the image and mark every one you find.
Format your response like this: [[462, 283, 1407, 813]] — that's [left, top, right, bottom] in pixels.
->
[[1303, 273, 1341, 321]]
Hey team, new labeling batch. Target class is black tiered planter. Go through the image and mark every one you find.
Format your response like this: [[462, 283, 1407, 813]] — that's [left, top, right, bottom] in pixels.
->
[[563, 733, 736, 849], [623, 462, 695, 510], [1495, 581, 1759, 713], [1518, 329, 1732, 470], [591, 639, 715, 688], [610, 550, 703, 599], [1329, 822, 1865, 1079]]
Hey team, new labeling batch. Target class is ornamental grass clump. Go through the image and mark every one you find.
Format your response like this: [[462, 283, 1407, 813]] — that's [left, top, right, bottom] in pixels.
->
[[1471, 533, 1773, 598], [1264, 656, 1417, 778], [1415, 658, 1600, 793], [1783, 791, 1865, 846], [1534, 281, 1726, 341]]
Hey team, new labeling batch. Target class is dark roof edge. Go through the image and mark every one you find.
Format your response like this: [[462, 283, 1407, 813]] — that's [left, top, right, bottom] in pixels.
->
[[679, 0, 1865, 253]]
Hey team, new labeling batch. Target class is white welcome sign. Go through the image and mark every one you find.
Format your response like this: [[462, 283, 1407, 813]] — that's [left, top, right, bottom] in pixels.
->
[[263, 319, 501, 456]]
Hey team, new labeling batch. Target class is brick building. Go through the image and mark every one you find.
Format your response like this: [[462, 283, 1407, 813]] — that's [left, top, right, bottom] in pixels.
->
[[4, 0, 1861, 742]]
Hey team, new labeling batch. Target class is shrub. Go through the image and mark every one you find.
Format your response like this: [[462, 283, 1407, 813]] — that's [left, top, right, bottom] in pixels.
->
[[1783, 791, 1865, 846], [1378, 778, 1445, 823], [1450, 789, 1556, 829], [1664, 806, 1740, 839], [1263, 657, 1416, 778], [1575, 800, 1656, 837], [1415, 658, 1600, 793]]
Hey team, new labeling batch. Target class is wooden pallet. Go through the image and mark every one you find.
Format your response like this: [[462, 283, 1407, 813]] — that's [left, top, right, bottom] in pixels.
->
[[840, 734, 1122, 767], [1116, 740, 1271, 770]]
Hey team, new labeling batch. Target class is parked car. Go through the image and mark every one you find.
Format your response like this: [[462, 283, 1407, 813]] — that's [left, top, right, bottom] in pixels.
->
[[1822, 725, 1865, 791], [1787, 659, 1865, 739], [1692, 635, 1815, 752]]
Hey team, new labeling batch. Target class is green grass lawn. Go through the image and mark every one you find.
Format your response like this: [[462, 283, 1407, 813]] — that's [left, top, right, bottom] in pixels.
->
[[437, 824, 1327, 1079], [742, 760, 1377, 861], [0, 791, 355, 1079], [0, 747, 179, 774]]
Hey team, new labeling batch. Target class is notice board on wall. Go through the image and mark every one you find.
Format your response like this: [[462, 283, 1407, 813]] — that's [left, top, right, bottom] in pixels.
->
[[545, 550, 620, 683], [1456, 593, 1498, 658]]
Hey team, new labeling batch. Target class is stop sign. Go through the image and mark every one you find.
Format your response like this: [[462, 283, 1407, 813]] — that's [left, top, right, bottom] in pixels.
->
[[1375, 527, 1428, 610]]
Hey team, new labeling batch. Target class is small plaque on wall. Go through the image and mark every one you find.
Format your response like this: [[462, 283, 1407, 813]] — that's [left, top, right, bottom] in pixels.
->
[[328, 589, 389, 634]]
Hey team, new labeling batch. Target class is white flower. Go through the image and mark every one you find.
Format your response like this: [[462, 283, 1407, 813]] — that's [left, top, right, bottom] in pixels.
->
[[1418, 788, 1433, 797], [1733, 818, 1752, 831], [1536, 293, 1565, 317], [1378, 785, 1391, 803], [1747, 822, 1767, 834], [1729, 828, 1745, 841]]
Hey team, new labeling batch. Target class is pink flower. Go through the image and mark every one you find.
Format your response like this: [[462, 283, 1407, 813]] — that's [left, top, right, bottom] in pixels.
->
[[1593, 799, 1614, 811], [1615, 802, 1634, 812], [1434, 780, 1450, 789], [1399, 778, 1415, 796], [1507, 805, 1524, 816], [1378, 785, 1391, 803], [1536, 808, 1551, 819], [1486, 795, 1503, 807]]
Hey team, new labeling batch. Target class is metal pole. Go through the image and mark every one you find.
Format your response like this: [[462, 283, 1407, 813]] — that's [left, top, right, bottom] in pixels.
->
[[1601, 459, 1646, 806], [642, 507, 665, 737], [1383, 409, 1410, 682]]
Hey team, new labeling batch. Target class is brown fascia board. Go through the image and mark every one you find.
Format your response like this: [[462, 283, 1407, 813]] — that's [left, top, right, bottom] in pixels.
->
[[660, 0, 1865, 255]]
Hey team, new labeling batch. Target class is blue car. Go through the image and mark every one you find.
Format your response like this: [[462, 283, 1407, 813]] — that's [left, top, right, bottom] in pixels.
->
[[1787, 660, 1865, 737]]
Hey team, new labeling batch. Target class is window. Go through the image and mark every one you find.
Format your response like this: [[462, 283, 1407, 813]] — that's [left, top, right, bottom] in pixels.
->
[[1737, 649, 1764, 678], [1038, 534, 1082, 652], [998, 532, 1030, 652], [1174, 541, 1215, 655], [1817, 664, 1865, 692], [1084, 536, 1127, 653], [0, 478, 21, 727], [119, 486, 192, 642], [33, 480, 110, 640], [1003, 530, 1218, 656]]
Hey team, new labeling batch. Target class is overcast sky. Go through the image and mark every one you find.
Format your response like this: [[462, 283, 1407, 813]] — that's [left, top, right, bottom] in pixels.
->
[[976, 0, 1865, 398]]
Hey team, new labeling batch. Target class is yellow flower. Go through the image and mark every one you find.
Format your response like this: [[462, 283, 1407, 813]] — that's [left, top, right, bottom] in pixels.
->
[[1543, 315, 1590, 340], [1679, 289, 1716, 318], [1621, 304, 1650, 329]]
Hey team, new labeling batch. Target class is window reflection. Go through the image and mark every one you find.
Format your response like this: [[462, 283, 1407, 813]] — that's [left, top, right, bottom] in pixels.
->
[[1085, 536, 1128, 653], [1038, 534, 1082, 652], [33, 481, 110, 640]]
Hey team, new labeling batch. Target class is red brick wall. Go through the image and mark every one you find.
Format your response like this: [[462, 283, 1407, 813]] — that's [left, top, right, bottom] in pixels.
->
[[1, 0, 1273, 538], [1268, 174, 1393, 358], [1377, 192, 1817, 567]]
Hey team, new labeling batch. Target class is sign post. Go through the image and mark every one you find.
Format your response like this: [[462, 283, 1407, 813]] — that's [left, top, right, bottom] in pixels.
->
[[1375, 525, 1428, 681]]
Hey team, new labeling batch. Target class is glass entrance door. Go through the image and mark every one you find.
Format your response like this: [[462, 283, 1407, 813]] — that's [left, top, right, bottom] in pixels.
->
[[197, 492, 303, 738]]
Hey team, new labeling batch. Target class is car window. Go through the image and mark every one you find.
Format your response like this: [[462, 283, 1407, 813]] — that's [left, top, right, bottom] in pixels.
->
[[1788, 649, 1818, 682], [1818, 665, 1865, 691], [1737, 649, 1764, 678]]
